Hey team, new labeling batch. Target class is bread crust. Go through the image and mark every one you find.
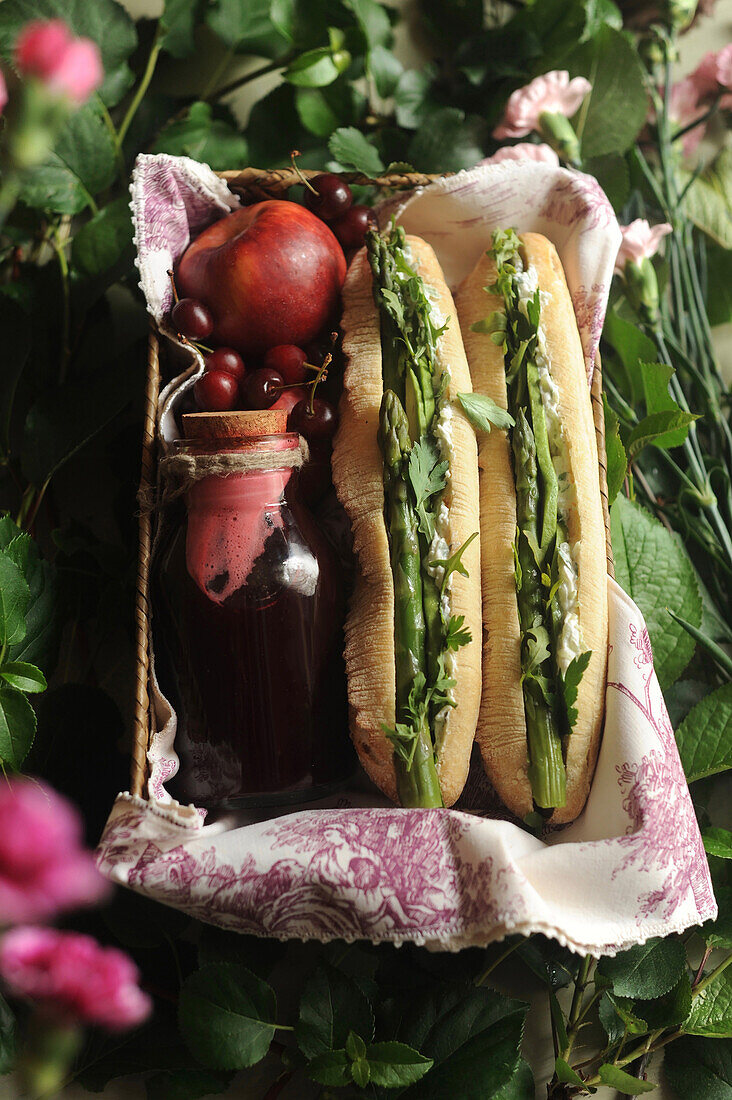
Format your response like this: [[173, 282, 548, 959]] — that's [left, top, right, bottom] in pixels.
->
[[455, 234, 608, 823], [332, 236, 481, 806]]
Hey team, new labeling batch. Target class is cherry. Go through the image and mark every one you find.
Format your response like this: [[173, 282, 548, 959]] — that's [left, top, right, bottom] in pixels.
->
[[331, 205, 377, 251], [289, 397, 338, 443], [243, 367, 284, 410], [303, 173, 353, 222], [305, 334, 334, 369], [207, 347, 246, 384], [264, 345, 308, 386], [171, 297, 214, 340], [194, 369, 239, 412]]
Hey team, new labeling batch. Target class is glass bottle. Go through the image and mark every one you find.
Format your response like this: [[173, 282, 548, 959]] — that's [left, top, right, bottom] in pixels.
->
[[152, 409, 352, 807]]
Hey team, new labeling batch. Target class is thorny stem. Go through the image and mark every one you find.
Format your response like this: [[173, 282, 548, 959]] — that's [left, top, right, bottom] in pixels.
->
[[692, 945, 712, 987], [561, 955, 594, 1060], [475, 938, 525, 985], [692, 952, 732, 999]]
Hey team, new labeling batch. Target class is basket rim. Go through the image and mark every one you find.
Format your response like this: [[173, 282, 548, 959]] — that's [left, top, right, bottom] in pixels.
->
[[130, 169, 613, 800]]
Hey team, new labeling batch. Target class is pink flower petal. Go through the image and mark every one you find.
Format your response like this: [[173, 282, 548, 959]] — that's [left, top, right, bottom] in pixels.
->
[[14, 20, 71, 80], [481, 143, 560, 166], [614, 219, 672, 273], [493, 71, 592, 140], [46, 38, 103, 104], [0, 779, 108, 923], [0, 927, 152, 1031]]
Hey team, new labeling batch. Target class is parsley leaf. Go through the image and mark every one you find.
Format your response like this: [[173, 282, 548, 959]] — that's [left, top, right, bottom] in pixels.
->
[[430, 531, 478, 596], [407, 436, 449, 540], [458, 392, 514, 434], [561, 651, 592, 732], [446, 614, 471, 650]]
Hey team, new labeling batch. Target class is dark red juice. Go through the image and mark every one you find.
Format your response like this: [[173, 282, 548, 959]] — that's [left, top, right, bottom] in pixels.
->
[[152, 424, 352, 807]]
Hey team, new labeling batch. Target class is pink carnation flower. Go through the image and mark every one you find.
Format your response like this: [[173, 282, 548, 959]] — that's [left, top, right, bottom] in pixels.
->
[[0, 927, 151, 1031], [14, 19, 103, 105], [481, 143, 560, 166], [493, 71, 592, 139], [614, 219, 672, 274], [668, 77, 708, 156], [689, 44, 732, 98], [0, 778, 108, 924]]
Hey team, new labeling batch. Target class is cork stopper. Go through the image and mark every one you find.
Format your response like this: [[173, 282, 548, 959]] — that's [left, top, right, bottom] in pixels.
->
[[182, 410, 288, 441]]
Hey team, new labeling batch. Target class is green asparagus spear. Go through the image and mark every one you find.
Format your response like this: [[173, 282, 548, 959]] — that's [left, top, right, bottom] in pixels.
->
[[379, 390, 443, 808], [526, 359, 558, 556], [512, 408, 567, 809]]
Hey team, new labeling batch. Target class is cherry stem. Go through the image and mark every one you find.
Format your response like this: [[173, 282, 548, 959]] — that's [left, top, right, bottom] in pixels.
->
[[289, 150, 318, 195], [166, 269, 179, 304], [271, 369, 328, 397], [178, 333, 213, 355], [309, 352, 332, 415]]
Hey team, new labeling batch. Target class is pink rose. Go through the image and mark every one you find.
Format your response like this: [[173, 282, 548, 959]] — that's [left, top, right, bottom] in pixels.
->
[[0, 927, 151, 1031], [14, 19, 103, 105], [0, 72, 7, 116], [0, 778, 108, 924], [45, 39, 104, 104], [493, 71, 592, 139], [614, 219, 672, 274], [14, 20, 71, 79], [481, 143, 560, 166]]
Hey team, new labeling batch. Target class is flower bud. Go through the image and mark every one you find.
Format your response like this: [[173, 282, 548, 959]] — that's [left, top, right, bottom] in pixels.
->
[[623, 257, 661, 322], [665, 0, 697, 31], [538, 111, 582, 164]]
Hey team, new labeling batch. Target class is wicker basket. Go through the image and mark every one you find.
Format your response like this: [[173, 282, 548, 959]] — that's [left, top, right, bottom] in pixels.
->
[[130, 167, 614, 800]]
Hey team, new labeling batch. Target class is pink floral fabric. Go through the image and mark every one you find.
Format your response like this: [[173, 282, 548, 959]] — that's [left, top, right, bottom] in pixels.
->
[[98, 581, 715, 955], [102, 155, 715, 955]]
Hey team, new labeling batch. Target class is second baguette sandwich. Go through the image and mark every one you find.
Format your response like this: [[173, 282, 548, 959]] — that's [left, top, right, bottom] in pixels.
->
[[456, 230, 608, 824]]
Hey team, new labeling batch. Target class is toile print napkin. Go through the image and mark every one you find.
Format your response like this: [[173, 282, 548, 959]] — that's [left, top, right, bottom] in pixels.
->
[[96, 154, 716, 955]]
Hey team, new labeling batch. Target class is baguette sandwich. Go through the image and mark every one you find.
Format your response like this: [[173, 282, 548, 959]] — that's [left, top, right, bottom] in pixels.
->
[[455, 230, 608, 824], [332, 225, 482, 808]]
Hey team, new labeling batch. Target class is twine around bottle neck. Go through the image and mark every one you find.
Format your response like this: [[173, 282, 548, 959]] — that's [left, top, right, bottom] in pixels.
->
[[138, 436, 309, 514]]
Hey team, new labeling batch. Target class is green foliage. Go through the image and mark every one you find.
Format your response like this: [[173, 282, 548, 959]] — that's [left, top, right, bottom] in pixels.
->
[[396, 985, 529, 1099], [675, 685, 732, 783], [159, 0, 203, 59], [704, 829, 732, 860], [604, 393, 627, 505], [686, 970, 732, 1038], [0, 0, 137, 107], [683, 148, 732, 250], [71, 197, 134, 279], [0, 1, 730, 1096], [177, 964, 278, 1070], [568, 26, 648, 158], [19, 103, 117, 215], [408, 107, 485, 173], [664, 1037, 732, 1100], [597, 938, 687, 1000], [153, 103, 248, 169], [329, 126, 384, 174], [0, 994, 14, 1075], [598, 1063, 657, 1094], [611, 496, 702, 689], [296, 965, 374, 1059]]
